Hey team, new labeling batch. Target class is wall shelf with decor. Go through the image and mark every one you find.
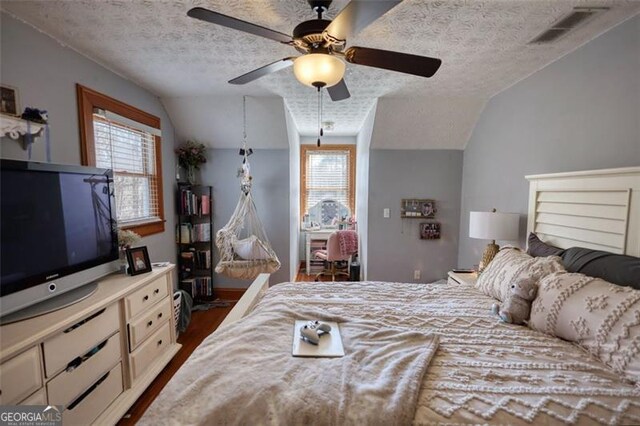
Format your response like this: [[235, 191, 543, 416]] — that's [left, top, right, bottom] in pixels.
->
[[0, 114, 45, 142], [176, 183, 214, 304], [400, 199, 437, 218]]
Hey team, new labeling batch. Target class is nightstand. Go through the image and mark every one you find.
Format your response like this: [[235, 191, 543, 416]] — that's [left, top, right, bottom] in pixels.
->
[[447, 271, 478, 286]]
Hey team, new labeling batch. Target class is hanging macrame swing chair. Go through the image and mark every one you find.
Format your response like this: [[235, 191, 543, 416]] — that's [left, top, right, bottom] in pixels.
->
[[215, 98, 281, 280]]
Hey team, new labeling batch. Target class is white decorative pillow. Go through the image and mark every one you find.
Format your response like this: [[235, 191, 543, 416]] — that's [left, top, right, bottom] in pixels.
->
[[530, 271, 640, 384], [475, 248, 564, 301], [233, 235, 270, 260]]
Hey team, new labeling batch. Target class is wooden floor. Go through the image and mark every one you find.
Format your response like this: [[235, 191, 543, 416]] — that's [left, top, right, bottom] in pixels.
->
[[117, 303, 234, 425], [295, 262, 350, 282]]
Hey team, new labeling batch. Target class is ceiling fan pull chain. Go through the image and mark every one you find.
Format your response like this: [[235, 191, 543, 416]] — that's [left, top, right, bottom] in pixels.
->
[[317, 87, 321, 147]]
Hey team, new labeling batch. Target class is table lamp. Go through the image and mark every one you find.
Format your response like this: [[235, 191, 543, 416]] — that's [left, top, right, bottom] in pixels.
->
[[469, 209, 519, 272]]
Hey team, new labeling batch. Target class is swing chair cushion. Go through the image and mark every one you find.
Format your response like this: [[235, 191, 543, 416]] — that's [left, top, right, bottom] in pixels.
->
[[233, 235, 271, 260]]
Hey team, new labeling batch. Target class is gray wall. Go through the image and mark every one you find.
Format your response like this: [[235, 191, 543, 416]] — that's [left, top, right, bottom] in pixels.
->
[[368, 150, 463, 282], [0, 13, 177, 264], [200, 149, 290, 288], [458, 15, 640, 268]]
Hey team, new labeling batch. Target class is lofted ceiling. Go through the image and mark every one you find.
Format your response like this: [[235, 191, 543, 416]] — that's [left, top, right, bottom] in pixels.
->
[[1, 0, 639, 148]]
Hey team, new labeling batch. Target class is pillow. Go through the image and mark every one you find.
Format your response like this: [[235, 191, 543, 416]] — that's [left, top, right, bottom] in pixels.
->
[[475, 248, 565, 301], [530, 271, 640, 384], [561, 247, 640, 290], [527, 232, 565, 258], [232, 235, 270, 260]]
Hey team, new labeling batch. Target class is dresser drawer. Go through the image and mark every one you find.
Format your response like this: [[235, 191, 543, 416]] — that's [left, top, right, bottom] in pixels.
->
[[125, 275, 169, 319], [63, 362, 123, 426], [43, 303, 119, 377], [0, 346, 42, 405], [130, 321, 171, 381], [128, 296, 171, 351], [47, 332, 121, 407], [20, 388, 46, 405]]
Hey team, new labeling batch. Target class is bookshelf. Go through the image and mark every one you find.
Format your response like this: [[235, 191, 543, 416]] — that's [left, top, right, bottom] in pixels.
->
[[176, 183, 214, 304]]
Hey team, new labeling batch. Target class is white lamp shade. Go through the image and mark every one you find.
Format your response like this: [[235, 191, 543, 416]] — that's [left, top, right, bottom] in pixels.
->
[[293, 54, 346, 88], [469, 211, 519, 241]]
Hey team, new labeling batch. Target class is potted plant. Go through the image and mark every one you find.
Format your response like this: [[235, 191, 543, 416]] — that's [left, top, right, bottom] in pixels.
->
[[176, 140, 207, 184]]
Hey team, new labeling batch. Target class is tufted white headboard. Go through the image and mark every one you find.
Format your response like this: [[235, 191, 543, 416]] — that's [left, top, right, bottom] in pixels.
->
[[526, 167, 640, 257]]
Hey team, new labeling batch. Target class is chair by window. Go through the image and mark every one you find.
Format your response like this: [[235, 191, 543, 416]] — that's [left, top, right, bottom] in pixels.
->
[[313, 230, 358, 281]]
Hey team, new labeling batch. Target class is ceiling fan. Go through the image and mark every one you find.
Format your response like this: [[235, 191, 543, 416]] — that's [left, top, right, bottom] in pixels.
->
[[187, 0, 442, 102]]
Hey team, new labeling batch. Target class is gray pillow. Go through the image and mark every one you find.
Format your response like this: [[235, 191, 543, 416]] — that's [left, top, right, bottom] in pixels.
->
[[527, 233, 565, 257], [561, 247, 640, 290]]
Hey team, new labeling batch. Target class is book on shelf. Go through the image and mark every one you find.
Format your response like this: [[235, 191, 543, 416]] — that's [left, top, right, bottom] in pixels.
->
[[194, 249, 211, 270], [178, 187, 211, 216], [181, 276, 213, 299], [192, 223, 211, 242]]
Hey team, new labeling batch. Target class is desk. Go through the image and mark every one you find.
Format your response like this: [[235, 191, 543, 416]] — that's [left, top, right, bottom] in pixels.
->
[[305, 230, 333, 273]]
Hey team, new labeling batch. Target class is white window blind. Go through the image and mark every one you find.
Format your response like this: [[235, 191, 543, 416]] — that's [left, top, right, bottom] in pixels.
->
[[304, 149, 351, 213], [93, 110, 161, 227]]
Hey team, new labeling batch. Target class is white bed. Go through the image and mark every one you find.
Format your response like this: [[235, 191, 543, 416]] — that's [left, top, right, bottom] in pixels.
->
[[142, 167, 640, 425]]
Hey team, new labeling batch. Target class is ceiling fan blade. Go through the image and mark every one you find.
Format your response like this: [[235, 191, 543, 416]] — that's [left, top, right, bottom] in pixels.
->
[[324, 1, 401, 43], [345, 46, 442, 78], [228, 58, 296, 85], [187, 7, 292, 44], [327, 79, 350, 101]]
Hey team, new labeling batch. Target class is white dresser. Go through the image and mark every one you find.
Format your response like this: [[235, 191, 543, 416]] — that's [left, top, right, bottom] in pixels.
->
[[0, 266, 180, 425]]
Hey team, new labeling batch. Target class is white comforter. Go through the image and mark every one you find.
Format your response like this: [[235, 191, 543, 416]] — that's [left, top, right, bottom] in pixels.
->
[[144, 281, 640, 425]]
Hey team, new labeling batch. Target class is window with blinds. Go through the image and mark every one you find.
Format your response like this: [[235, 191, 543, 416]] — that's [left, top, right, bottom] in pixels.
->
[[77, 84, 164, 236], [301, 145, 356, 215], [93, 111, 161, 227]]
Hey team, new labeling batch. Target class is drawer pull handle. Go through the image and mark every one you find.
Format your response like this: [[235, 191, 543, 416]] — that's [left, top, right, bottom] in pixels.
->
[[143, 295, 149, 301], [67, 371, 111, 410], [66, 338, 109, 372], [157, 339, 163, 346], [64, 308, 106, 333], [158, 313, 163, 319], [147, 320, 153, 327], [154, 289, 160, 294]]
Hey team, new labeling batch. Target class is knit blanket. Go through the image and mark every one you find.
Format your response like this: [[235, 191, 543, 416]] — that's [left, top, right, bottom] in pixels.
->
[[140, 300, 438, 426], [142, 281, 640, 425], [338, 230, 358, 257]]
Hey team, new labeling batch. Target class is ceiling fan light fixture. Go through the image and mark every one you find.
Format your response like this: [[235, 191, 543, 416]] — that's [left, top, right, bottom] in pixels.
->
[[293, 53, 345, 88]]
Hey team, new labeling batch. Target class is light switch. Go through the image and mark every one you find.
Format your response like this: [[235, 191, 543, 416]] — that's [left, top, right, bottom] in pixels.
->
[[383, 208, 390, 218]]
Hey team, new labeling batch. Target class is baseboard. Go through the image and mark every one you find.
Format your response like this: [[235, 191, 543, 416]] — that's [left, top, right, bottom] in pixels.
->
[[215, 287, 246, 301]]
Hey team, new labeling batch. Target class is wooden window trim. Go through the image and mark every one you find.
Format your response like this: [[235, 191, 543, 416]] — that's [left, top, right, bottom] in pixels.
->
[[300, 144, 356, 217], [77, 84, 165, 236]]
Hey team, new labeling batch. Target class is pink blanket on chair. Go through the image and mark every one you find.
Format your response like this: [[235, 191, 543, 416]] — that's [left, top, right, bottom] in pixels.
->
[[338, 230, 358, 257]]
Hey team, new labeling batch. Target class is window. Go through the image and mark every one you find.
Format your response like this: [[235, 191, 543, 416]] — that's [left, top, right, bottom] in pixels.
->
[[77, 84, 164, 236], [301, 144, 356, 217]]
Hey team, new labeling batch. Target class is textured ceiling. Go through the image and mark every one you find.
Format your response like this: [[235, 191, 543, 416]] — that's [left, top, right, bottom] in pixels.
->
[[2, 0, 639, 144]]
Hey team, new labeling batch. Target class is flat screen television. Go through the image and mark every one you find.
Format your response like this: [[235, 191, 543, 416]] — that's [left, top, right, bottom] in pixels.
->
[[1, 160, 120, 321]]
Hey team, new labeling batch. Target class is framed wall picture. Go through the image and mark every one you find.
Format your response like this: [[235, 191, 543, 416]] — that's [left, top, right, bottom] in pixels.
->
[[126, 246, 152, 275], [420, 222, 441, 240], [401, 199, 436, 218], [0, 85, 20, 116]]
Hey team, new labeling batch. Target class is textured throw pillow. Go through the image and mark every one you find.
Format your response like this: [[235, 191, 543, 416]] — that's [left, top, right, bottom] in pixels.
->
[[530, 271, 640, 384], [527, 232, 565, 258], [233, 235, 270, 260], [475, 248, 565, 301]]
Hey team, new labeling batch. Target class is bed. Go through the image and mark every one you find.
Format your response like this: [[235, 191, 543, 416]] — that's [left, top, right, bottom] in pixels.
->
[[141, 167, 640, 425]]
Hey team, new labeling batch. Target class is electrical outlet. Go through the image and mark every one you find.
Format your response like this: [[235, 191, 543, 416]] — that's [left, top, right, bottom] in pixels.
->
[[414, 270, 421, 280], [383, 208, 390, 218]]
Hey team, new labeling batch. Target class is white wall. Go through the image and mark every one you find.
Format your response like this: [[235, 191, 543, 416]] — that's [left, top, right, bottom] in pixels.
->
[[370, 97, 486, 150], [285, 106, 300, 280], [300, 135, 357, 145], [0, 13, 177, 265], [458, 15, 640, 268], [355, 102, 377, 280], [368, 150, 463, 283], [162, 96, 289, 149]]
